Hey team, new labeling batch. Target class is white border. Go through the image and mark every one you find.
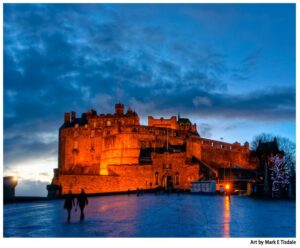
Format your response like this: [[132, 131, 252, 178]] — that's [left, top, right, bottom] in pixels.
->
[[1, 1, 298, 247]]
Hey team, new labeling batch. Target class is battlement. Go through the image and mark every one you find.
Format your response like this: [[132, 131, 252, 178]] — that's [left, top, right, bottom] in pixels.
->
[[200, 138, 250, 152], [148, 116, 178, 129], [62, 104, 140, 129]]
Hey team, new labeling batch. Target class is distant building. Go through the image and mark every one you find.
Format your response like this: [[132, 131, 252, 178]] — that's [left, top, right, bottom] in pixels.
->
[[4, 176, 18, 202], [48, 103, 258, 195], [190, 180, 216, 194]]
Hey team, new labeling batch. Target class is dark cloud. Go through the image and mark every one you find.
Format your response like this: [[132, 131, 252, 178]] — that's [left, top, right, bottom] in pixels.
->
[[4, 4, 295, 176], [231, 48, 262, 81], [15, 179, 49, 196], [198, 123, 213, 138], [4, 134, 57, 170], [133, 86, 295, 121]]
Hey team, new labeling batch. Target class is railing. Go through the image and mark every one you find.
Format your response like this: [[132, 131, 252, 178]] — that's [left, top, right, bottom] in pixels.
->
[[217, 177, 253, 183]]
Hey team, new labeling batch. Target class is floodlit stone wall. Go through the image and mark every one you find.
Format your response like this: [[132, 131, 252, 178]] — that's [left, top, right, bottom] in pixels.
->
[[53, 103, 258, 194]]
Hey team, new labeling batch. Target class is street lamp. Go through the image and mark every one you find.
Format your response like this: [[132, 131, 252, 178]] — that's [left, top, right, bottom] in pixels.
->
[[225, 183, 231, 197], [225, 184, 230, 190]]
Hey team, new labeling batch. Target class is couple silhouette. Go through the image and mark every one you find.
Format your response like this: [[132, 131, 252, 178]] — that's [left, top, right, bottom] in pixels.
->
[[64, 189, 88, 222]]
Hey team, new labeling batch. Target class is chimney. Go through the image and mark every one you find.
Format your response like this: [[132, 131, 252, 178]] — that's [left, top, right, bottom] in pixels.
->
[[115, 103, 124, 115], [71, 111, 76, 122], [64, 112, 70, 123]]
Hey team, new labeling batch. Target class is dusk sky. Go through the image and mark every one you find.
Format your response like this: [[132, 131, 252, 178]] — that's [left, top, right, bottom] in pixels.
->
[[4, 4, 295, 196]]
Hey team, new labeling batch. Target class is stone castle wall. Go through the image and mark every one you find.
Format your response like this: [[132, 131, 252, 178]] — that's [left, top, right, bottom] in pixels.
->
[[199, 138, 255, 169], [53, 103, 258, 194], [56, 159, 199, 194]]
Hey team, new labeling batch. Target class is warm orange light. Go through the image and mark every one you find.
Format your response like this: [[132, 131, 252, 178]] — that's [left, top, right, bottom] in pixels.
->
[[225, 184, 230, 190], [224, 195, 231, 237]]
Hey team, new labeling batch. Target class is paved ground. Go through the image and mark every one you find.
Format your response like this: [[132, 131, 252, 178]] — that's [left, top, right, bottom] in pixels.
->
[[4, 193, 295, 237]]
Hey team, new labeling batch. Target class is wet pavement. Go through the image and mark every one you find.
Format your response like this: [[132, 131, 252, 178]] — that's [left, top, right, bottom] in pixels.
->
[[4, 193, 295, 237]]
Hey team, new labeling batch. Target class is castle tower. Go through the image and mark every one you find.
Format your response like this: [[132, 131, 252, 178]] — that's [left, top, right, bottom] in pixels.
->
[[71, 111, 76, 122], [4, 176, 18, 202], [115, 103, 124, 115], [64, 112, 70, 123]]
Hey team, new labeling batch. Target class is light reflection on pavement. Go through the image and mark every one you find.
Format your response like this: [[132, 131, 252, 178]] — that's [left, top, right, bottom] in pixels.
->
[[4, 193, 295, 237]]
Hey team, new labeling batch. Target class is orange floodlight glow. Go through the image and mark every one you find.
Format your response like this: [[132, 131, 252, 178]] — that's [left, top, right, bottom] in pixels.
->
[[225, 184, 230, 190]]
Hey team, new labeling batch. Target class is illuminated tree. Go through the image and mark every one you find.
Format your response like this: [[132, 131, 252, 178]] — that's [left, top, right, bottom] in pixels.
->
[[252, 133, 295, 175], [270, 154, 290, 197]]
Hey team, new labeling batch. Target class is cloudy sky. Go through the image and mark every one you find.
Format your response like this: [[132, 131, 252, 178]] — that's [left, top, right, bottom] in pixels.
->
[[4, 4, 295, 196]]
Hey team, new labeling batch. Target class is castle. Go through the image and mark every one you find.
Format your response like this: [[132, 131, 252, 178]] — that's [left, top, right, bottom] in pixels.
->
[[50, 103, 258, 194]]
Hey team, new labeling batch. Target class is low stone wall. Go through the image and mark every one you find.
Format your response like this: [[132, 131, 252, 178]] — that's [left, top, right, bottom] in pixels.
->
[[58, 174, 153, 194]]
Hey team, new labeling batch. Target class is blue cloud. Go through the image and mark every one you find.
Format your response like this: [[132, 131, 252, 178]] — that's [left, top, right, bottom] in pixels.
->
[[4, 3, 295, 175]]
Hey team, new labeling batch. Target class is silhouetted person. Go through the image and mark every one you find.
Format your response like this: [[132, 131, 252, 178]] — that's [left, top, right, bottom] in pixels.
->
[[136, 188, 140, 197], [76, 189, 88, 220], [64, 190, 75, 222], [128, 189, 131, 196]]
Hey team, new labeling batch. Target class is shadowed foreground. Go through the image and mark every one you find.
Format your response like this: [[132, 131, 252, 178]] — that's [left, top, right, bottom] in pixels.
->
[[4, 194, 295, 237]]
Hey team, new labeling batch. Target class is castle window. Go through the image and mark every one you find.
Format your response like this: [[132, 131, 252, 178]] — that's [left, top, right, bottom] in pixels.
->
[[211, 142, 214, 147], [93, 122, 96, 128], [91, 130, 95, 138], [72, 141, 79, 155], [175, 172, 179, 185], [220, 144, 223, 149], [229, 146, 232, 150], [90, 144, 95, 152], [155, 172, 159, 185], [107, 120, 111, 126]]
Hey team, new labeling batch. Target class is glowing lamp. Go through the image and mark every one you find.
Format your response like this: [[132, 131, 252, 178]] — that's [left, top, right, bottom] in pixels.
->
[[225, 184, 230, 190]]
